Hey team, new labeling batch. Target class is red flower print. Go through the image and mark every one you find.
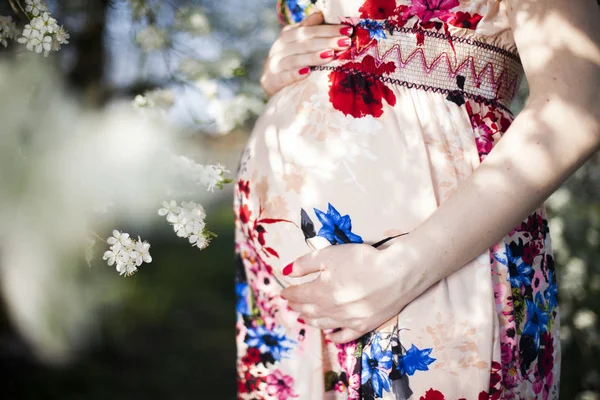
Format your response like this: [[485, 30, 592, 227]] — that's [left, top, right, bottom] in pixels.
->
[[444, 11, 483, 29], [336, 25, 375, 61], [242, 347, 262, 364], [387, 5, 413, 29], [256, 225, 266, 245], [359, 0, 397, 19], [420, 389, 446, 400], [266, 370, 298, 400], [237, 179, 250, 198], [239, 204, 252, 224], [238, 370, 265, 394], [540, 332, 555, 376], [410, 0, 460, 23], [329, 55, 397, 118]]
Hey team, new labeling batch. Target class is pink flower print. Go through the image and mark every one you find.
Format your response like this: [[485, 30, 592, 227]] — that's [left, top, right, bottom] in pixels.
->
[[347, 372, 361, 399], [410, 0, 460, 23], [334, 381, 346, 393], [266, 370, 298, 400], [500, 342, 514, 366], [493, 280, 508, 310], [503, 366, 520, 389]]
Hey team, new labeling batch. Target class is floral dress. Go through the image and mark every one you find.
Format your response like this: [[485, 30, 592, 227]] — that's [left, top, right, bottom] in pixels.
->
[[234, 0, 561, 399]]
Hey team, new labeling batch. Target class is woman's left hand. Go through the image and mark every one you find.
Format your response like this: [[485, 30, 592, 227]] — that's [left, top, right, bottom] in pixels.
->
[[280, 240, 420, 343]]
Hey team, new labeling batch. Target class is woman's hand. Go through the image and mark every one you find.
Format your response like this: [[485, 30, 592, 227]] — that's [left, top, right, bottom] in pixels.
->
[[260, 12, 353, 97], [280, 239, 423, 343]]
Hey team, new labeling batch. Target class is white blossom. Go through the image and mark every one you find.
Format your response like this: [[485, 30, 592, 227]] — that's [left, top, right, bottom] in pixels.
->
[[200, 163, 229, 191], [0, 16, 18, 47], [129, 0, 152, 20], [175, 7, 210, 36], [195, 79, 219, 99], [208, 94, 264, 135], [17, 12, 69, 56], [159, 200, 212, 250], [133, 88, 175, 111], [33, 12, 59, 34], [157, 200, 181, 219], [217, 51, 243, 78], [178, 58, 209, 80], [136, 25, 168, 52], [172, 155, 230, 192], [51, 26, 69, 51], [102, 230, 151, 276], [24, 0, 48, 17]]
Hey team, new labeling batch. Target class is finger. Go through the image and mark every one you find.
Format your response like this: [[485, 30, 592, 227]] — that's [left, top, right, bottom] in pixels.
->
[[270, 50, 334, 73], [287, 300, 319, 318], [282, 252, 324, 278], [281, 280, 315, 304], [269, 35, 352, 58], [303, 317, 339, 330], [299, 11, 324, 27], [261, 66, 310, 97], [280, 24, 352, 44], [326, 328, 364, 344]]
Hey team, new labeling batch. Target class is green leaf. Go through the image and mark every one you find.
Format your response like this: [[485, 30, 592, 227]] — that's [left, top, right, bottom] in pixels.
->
[[323, 371, 340, 392]]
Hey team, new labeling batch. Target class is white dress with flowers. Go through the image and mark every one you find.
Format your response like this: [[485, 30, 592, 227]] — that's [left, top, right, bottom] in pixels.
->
[[234, 0, 561, 399]]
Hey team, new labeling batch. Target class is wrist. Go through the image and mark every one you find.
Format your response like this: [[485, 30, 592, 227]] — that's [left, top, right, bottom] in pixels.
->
[[379, 227, 437, 301]]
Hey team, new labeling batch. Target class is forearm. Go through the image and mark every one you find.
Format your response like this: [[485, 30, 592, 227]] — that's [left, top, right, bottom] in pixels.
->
[[385, 88, 600, 298]]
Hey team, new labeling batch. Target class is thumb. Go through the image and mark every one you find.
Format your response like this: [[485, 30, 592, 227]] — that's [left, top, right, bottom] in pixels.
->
[[299, 11, 324, 27], [282, 251, 324, 278]]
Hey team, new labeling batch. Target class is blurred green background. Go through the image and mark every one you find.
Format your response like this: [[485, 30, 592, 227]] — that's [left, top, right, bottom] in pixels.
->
[[0, 1, 599, 399]]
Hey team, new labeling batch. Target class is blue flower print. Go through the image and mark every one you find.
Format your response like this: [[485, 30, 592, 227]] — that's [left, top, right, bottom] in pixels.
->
[[522, 292, 550, 349], [505, 244, 534, 289], [359, 19, 387, 40], [245, 325, 296, 362], [236, 282, 250, 316], [544, 270, 558, 311], [285, 0, 306, 23], [361, 335, 393, 398], [397, 344, 436, 376], [314, 203, 363, 245]]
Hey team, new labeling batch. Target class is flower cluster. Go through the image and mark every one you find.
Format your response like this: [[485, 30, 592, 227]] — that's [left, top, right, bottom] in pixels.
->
[[172, 156, 230, 192], [208, 94, 265, 135], [174, 6, 210, 36], [136, 25, 168, 52], [102, 230, 152, 277], [17, 0, 69, 56], [0, 16, 18, 48], [158, 200, 214, 249]]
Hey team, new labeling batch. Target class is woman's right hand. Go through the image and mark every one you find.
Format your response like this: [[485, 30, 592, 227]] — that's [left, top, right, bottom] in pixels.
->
[[260, 12, 353, 97]]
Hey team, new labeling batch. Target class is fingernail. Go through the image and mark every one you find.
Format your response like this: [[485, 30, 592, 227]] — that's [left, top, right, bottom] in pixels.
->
[[337, 38, 351, 48], [319, 49, 334, 59], [297, 318, 305, 324], [298, 67, 310, 75], [282, 262, 294, 275], [340, 26, 353, 36]]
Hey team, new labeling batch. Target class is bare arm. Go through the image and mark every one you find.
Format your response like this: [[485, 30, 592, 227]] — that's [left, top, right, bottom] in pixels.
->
[[385, 0, 600, 301]]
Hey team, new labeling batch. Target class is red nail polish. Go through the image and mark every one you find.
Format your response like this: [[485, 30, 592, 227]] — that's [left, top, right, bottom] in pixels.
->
[[337, 38, 351, 47], [282, 263, 293, 276], [298, 67, 310, 75], [297, 318, 305, 324], [319, 49, 334, 59], [340, 26, 353, 36]]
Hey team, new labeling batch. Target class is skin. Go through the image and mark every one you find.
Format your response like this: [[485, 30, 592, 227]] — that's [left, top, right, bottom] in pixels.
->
[[260, 12, 352, 97], [277, 0, 600, 343]]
